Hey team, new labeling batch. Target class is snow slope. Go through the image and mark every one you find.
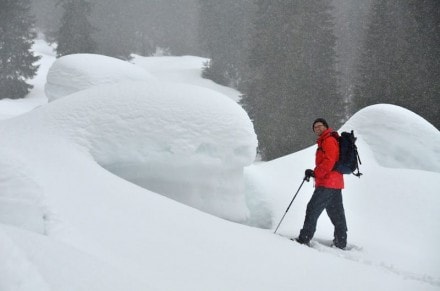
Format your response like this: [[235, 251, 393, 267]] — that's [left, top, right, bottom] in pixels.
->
[[0, 39, 439, 291]]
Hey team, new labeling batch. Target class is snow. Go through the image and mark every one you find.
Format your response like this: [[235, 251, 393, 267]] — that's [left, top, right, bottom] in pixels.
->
[[342, 104, 440, 172], [0, 39, 439, 291], [13, 76, 258, 222], [45, 54, 155, 101], [131, 55, 242, 101], [40, 53, 257, 222]]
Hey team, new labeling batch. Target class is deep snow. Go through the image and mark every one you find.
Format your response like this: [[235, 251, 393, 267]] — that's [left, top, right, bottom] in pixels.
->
[[45, 54, 155, 102], [0, 39, 439, 291]]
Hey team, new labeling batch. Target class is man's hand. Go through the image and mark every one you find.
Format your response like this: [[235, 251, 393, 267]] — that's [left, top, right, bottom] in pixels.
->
[[305, 169, 315, 179]]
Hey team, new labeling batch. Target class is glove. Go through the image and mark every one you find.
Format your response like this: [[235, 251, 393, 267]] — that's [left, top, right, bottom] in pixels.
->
[[305, 169, 315, 178]]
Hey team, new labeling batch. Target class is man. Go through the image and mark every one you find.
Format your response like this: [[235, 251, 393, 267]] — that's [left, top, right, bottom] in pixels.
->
[[295, 118, 348, 249]]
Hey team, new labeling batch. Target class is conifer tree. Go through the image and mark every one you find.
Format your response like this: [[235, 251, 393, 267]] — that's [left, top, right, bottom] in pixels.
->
[[56, 0, 96, 57], [91, 0, 136, 59], [241, 0, 341, 160], [198, 0, 255, 88], [0, 0, 40, 99], [92, 0, 200, 59], [353, 0, 440, 129], [409, 0, 440, 128], [353, 1, 404, 108]]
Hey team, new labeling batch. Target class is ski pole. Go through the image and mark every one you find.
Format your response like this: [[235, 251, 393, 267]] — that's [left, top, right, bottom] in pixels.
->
[[274, 176, 308, 234]]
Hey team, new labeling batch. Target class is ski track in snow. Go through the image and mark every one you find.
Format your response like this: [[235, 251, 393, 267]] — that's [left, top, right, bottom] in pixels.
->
[[278, 234, 439, 288], [308, 240, 440, 288]]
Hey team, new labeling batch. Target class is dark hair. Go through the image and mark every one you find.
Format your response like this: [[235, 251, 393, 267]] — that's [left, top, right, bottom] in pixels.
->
[[312, 118, 329, 131]]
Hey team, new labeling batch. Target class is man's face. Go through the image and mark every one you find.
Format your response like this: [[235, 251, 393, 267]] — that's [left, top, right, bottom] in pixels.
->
[[313, 122, 327, 136]]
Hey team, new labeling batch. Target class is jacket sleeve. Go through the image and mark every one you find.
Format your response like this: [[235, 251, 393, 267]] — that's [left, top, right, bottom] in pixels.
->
[[314, 136, 339, 179]]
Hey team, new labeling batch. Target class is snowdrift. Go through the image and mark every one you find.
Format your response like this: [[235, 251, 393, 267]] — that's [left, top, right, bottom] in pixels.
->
[[45, 54, 155, 101], [244, 104, 440, 288], [3, 79, 258, 223], [0, 44, 438, 291], [342, 104, 440, 172]]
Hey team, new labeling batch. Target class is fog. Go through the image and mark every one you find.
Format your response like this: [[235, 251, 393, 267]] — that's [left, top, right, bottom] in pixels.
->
[[7, 0, 440, 159]]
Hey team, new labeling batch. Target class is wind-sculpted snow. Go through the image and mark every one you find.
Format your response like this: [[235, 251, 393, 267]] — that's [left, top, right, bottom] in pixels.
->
[[341, 104, 440, 173], [45, 54, 155, 102], [1, 45, 439, 291], [2, 80, 258, 223]]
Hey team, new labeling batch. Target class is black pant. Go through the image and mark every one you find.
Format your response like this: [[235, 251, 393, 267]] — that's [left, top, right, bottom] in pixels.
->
[[299, 187, 347, 247]]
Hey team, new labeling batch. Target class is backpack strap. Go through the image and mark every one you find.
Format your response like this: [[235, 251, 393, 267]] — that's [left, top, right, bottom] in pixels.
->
[[351, 130, 362, 177], [329, 131, 340, 141], [353, 146, 363, 177]]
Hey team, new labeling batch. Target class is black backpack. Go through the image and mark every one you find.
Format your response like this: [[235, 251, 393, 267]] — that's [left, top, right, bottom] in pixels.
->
[[330, 130, 362, 177]]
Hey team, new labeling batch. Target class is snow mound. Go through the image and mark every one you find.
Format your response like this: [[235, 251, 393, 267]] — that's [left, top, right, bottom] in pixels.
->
[[131, 55, 242, 101], [341, 104, 440, 173], [0, 148, 47, 234], [1, 46, 439, 291], [24, 80, 257, 222], [45, 54, 155, 101]]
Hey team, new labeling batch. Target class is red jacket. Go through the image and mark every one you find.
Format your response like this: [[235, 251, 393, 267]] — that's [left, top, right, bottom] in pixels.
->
[[314, 128, 344, 189]]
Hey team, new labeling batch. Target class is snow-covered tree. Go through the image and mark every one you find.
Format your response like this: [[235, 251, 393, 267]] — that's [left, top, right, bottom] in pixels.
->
[[0, 0, 40, 99], [55, 0, 96, 57]]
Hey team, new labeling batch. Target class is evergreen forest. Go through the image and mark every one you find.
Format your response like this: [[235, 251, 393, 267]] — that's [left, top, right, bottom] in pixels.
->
[[1, 0, 439, 159]]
